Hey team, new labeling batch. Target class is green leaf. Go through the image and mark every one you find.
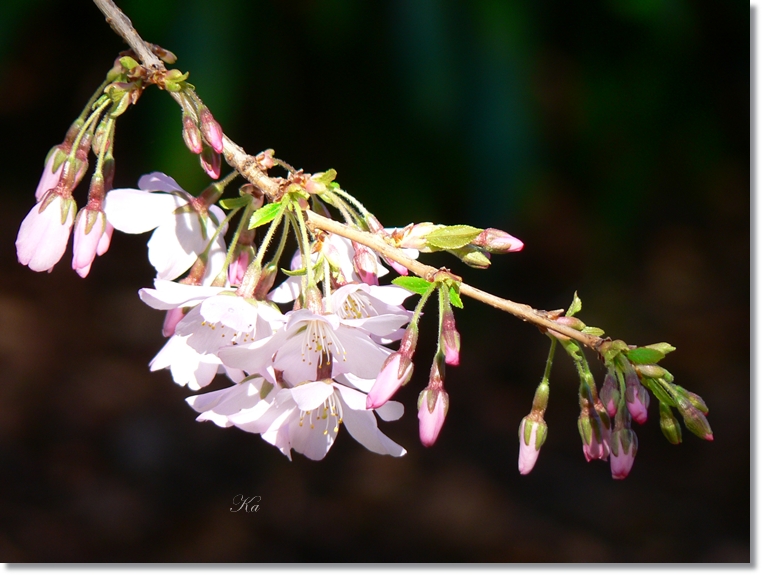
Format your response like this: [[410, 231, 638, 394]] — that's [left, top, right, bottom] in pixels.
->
[[312, 169, 337, 185], [248, 202, 283, 229], [566, 291, 582, 317], [219, 196, 251, 210], [281, 267, 306, 277], [425, 225, 482, 250], [645, 342, 676, 356], [392, 276, 433, 295], [626, 347, 665, 365], [448, 286, 463, 309], [581, 326, 605, 336]]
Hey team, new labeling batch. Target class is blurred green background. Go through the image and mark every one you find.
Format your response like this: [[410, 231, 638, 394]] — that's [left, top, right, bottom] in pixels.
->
[[0, 0, 749, 562]]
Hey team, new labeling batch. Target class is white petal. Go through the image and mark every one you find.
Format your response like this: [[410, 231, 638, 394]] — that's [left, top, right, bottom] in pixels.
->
[[375, 400, 404, 422], [336, 386, 406, 457], [138, 172, 186, 193], [289, 381, 335, 411], [103, 188, 184, 233], [288, 413, 337, 461], [138, 280, 226, 310]]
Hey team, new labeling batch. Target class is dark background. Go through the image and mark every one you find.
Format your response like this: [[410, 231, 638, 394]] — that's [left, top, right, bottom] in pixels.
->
[[0, 0, 749, 563]]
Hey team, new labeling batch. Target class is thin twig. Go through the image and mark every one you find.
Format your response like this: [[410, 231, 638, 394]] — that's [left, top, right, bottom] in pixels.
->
[[90, 0, 604, 352]]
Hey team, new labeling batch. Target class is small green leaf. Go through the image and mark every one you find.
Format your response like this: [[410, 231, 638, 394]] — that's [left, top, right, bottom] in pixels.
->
[[566, 291, 582, 317], [425, 225, 482, 250], [219, 196, 251, 210], [581, 326, 605, 336], [312, 169, 337, 185], [248, 202, 283, 229], [392, 276, 433, 295], [281, 267, 306, 277], [626, 347, 665, 365], [448, 286, 464, 308], [645, 342, 676, 356]]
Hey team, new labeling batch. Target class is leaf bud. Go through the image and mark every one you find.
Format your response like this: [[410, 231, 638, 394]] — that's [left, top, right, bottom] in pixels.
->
[[448, 246, 491, 269], [636, 364, 666, 379]]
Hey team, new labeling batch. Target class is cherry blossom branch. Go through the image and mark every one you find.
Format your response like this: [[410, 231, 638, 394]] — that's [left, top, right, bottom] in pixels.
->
[[91, 0, 602, 351], [305, 211, 602, 349]]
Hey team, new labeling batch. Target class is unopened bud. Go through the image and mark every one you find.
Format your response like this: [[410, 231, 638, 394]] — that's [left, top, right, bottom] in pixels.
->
[[636, 364, 666, 379], [398, 323, 419, 362], [622, 363, 650, 424], [599, 370, 619, 417], [472, 228, 524, 254], [610, 428, 638, 479], [449, 246, 491, 269], [675, 396, 713, 441], [518, 416, 548, 475], [418, 385, 449, 447], [200, 146, 221, 179], [198, 106, 224, 153], [440, 307, 460, 366], [578, 407, 610, 461], [367, 352, 414, 409], [659, 402, 682, 445], [182, 113, 203, 154], [673, 385, 709, 415], [352, 242, 378, 285]]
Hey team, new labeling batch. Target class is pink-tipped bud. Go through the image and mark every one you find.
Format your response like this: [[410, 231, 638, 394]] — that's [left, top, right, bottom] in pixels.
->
[[610, 428, 638, 479], [199, 106, 224, 153], [200, 146, 221, 179], [182, 113, 204, 154], [472, 228, 524, 254], [352, 242, 378, 285], [675, 396, 714, 441], [16, 193, 77, 273], [228, 249, 251, 286], [624, 364, 650, 424], [162, 307, 186, 337], [418, 387, 449, 447], [441, 308, 460, 366], [366, 352, 414, 409], [71, 206, 110, 278], [518, 416, 548, 475], [578, 408, 611, 462]]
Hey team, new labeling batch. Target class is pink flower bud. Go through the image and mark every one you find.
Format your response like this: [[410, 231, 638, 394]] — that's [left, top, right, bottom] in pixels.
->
[[228, 249, 251, 286], [16, 193, 76, 272], [472, 228, 524, 254], [610, 428, 638, 479], [366, 352, 413, 409], [71, 207, 110, 278], [624, 365, 650, 424], [199, 106, 224, 153], [518, 417, 548, 475], [182, 113, 203, 154], [352, 242, 378, 285], [200, 146, 221, 179], [578, 409, 611, 462], [418, 387, 449, 447], [441, 308, 460, 366]]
